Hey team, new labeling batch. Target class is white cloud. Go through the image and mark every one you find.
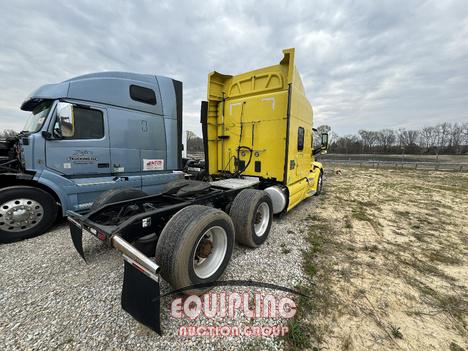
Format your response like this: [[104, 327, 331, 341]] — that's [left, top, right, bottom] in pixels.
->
[[0, 0, 467, 136]]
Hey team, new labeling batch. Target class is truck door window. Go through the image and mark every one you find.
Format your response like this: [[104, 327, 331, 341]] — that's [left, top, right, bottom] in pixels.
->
[[56, 104, 104, 140], [130, 85, 157, 105], [297, 127, 304, 151]]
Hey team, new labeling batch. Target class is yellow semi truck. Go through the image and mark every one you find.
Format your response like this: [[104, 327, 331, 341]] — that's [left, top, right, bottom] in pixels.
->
[[202, 48, 328, 212], [67, 48, 328, 333]]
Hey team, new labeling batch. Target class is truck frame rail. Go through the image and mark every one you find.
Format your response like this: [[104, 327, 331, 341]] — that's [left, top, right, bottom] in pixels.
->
[[67, 181, 258, 334]]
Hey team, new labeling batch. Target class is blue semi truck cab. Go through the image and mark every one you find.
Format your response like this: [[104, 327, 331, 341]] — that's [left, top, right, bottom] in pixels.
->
[[0, 72, 184, 243]]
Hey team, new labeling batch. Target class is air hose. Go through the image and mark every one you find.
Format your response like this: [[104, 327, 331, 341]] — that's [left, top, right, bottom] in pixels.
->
[[234, 145, 253, 176]]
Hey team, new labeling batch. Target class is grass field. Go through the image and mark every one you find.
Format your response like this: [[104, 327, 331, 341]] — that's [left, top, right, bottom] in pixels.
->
[[286, 167, 468, 350], [321, 154, 468, 163]]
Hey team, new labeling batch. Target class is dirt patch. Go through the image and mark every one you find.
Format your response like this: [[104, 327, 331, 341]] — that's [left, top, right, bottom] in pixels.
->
[[287, 167, 468, 350]]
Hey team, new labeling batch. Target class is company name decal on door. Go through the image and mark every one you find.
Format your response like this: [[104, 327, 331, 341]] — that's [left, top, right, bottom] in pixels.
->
[[143, 159, 164, 171], [68, 150, 97, 164]]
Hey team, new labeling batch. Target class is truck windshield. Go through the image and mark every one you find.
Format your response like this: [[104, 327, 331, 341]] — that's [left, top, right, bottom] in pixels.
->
[[22, 100, 52, 133]]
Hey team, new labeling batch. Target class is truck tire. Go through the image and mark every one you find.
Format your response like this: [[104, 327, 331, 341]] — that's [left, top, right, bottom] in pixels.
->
[[90, 188, 147, 212], [229, 189, 273, 248], [314, 172, 323, 196], [0, 186, 58, 243], [133, 233, 157, 257], [155, 205, 234, 295]]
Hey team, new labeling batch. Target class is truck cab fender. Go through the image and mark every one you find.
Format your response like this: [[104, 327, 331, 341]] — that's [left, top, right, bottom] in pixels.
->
[[0, 172, 67, 215], [33, 175, 70, 215], [312, 161, 323, 173]]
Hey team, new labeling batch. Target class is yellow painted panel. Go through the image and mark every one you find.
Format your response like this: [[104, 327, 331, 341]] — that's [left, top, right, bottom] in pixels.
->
[[205, 48, 322, 211]]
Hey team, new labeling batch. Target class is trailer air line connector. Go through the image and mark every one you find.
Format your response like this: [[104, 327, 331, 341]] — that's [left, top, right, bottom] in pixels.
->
[[235, 145, 253, 176], [234, 101, 254, 177]]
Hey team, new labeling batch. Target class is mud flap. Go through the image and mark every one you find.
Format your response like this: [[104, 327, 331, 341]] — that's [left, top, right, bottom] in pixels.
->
[[121, 260, 161, 334], [69, 221, 86, 261]]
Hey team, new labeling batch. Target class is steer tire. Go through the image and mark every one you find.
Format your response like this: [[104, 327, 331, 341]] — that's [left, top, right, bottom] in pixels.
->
[[0, 186, 58, 243], [90, 188, 147, 212], [155, 205, 234, 295], [229, 189, 273, 248]]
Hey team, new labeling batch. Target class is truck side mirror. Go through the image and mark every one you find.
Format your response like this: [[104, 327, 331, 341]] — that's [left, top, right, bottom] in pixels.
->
[[312, 130, 330, 156], [53, 127, 63, 139], [41, 131, 53, 140], [321, 133, 329, 149], [55, 102, 75, 138]]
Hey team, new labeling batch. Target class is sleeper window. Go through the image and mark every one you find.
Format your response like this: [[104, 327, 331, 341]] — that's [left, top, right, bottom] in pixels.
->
[[298, 127, 305, 151], [130, 85, 157, 105]]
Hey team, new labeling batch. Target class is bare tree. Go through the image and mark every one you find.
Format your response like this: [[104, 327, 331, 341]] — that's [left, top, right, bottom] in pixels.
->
[[358, 130, 379, 152], [377, 129, 395, 152], [419, 126, 437, 150], [449, 123, 463, 154], [438, 123, 451, 149], [462, 122, 468, 146], [334, 135, 360, 155], [398, 129, 419, 147], [186, 131, 204, 153], [186, 130, 197, 142], [316, 125, 331, 134]]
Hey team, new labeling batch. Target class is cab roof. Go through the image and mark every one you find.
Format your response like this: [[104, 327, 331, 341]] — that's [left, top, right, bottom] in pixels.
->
[[21, 72, 175, 116]]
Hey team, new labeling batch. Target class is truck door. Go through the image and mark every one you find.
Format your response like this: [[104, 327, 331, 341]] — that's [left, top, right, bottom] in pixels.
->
[[45, 102, 139, 210]]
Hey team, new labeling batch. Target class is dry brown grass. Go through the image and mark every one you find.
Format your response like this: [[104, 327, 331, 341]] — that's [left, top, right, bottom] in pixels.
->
[[287, 167, 468, 351]]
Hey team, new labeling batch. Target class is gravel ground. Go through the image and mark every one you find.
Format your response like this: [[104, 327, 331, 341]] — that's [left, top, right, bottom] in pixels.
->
[[0, 198, 317, 350]]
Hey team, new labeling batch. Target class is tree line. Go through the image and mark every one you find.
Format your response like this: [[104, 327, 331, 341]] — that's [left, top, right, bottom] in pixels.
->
[[186, 130, 204, 153], [318, 122, 468, 155]]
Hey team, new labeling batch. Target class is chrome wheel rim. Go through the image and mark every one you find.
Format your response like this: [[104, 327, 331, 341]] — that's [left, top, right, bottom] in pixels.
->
[[318, 175, 323, 192], [193, 226, 228, 279], [0, 198, 44, 232], [254, 202, 270, 237]]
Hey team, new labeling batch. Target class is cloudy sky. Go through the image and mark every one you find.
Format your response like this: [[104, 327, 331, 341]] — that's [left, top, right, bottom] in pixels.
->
[[0, 0, 467, 136]]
